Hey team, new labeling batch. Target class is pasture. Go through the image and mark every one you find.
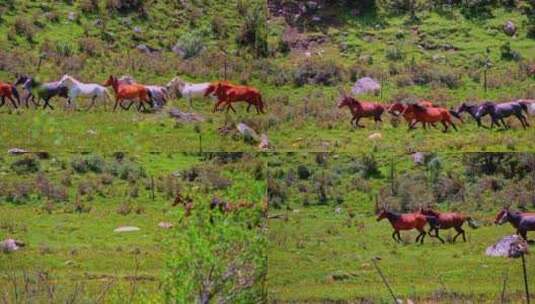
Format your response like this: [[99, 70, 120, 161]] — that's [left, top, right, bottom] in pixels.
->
[[0, 152, 267, 303], [0, 1, 535, 153], [267, 152, 535, 303]]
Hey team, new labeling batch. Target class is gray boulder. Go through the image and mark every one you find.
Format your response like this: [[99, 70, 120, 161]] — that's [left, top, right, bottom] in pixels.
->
[[503, 20, 516, 36], [351, 77, 380, 96]]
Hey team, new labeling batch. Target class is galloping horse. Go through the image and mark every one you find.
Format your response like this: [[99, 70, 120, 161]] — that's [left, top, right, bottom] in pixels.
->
[[14, 76, 69, 110], [58, 75, 113, 111], [476, 101, 529, 129], [119, 76, 167, 108], [376, 208, 428, 244], [0, 81, 20, 109], [418, 208, 477, 243], [337, 95, 385, 128], [205, 82, 265, 114], [389, 101, 438, 129], [103, 75, 152, 112], [406, 104, 458, 132], [166, 77, 215, 107], [457, 102, 487, 127], [495, 207, 535, 240]]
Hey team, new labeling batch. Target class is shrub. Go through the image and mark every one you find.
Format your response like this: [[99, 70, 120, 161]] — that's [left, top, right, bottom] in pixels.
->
[[78, 37, 103, 56], [106, 0, 146, 16], [55, 41, 76, 57], [86, 155, 106, 173], [117, 202, 132, 216], [236, 1, 268, 57], [268, 177, 288, 209], [10, 157, 40, 174], [460, 0, 496, 18], [79, 0, 99, 14], [297, 165, 311, 180], [385, 46, 404, 61], [13, 17, 35, 42], [410, 64, 462, 88], [174, 31, 205, 59], [500, 42, 522, 61], [293, 59, 345, 86]]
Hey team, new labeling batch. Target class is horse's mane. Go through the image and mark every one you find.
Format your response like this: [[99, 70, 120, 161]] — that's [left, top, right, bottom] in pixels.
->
[[411, 103, 427, 111]]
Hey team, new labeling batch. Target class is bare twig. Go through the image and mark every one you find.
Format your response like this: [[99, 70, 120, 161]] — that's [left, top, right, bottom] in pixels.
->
[[371, 258, 398, 303]]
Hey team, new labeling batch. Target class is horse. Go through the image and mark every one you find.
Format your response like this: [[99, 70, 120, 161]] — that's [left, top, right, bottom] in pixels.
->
[[0, 81, 20, 109], [205, 82, 265, 114], [337, 95, 385, 128], [103, 75, 153, 112], [119, 76, 167, 109], [456, 102, 488, 127], [14, 76, 69, 110], [418, 208, 477, 243], [402, 103, 458, 132], [388, 101, 440, 129], [376, 208, 428, 244], [165, 77, 215, 107], [476, 101, 529, 129], [517, 99, 535, 116], [58, 75, 113, 111], [495, 207, 535, 240]]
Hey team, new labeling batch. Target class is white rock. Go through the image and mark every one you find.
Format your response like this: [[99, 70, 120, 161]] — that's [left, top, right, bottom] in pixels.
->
[[352, 77, 381, 96], [114, 226, 140, 233], [368, 133, 383, 140], [158, 222, 174, 229]]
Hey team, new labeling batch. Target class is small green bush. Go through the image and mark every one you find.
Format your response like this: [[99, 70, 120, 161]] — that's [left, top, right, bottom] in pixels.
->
[[10, 157, 40, 174]]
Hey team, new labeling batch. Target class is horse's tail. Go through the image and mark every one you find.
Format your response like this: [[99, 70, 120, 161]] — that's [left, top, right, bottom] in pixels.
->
[[257, 94, 265, 113], [11, 86, 20, 103], [146, 89, 154, 108], [466, 217, 479, 229]]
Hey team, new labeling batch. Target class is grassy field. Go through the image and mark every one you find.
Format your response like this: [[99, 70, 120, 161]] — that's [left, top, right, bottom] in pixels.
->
[[0, 152, 267, 302], [267, 152, 535, 303], [0, 2, 534, 152]]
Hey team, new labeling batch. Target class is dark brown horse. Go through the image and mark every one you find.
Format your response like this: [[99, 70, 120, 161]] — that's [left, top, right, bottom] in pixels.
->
[[495, 207, 535, 240], [418, 208, 477, 243], [337, 95, 385, 128], [377, 208, 428, 244]]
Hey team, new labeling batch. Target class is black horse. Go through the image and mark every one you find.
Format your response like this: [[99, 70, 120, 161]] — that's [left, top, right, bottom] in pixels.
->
[[14, 75, 69, 109]]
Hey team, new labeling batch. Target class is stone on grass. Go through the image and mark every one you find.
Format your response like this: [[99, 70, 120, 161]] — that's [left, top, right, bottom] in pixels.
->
[[486, 234, 528, 258], [258, 134, 271, 150], [8, 148, 28, 155], [158, 222, 174, 229], [114, 226, 140, 233], [368, 132, 382, 140], [352, 77, 380, 96], [503, 20, 516, 36], [237, 123, 260, 143], [168, 108, 205, 123]]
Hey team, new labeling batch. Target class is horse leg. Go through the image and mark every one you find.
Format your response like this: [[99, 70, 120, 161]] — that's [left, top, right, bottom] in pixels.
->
[[452, 226, 465, 243], [450, 119, 458, 131], [0, 96, 5, 108], [43, 98, 53, 110], [441, 121, 448, 133], [419, 230, 426, 244], [500, 118, 509, 129], [396, 231, 402, 242], [86, 96, 97, 111], [392, 231, 398, 242], [7, 95, 18, 109], [355, 117, 364, 128], [113, 98, 120, 111], [229, 103, 237, 113], [434, 229, 445, 244]]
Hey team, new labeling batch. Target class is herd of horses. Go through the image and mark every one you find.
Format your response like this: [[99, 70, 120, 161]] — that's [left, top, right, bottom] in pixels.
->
[[1, 74, 534, 131], [338, 94, 534, 132], [376, 206, 535, 244], [0, 75, 265, 114]]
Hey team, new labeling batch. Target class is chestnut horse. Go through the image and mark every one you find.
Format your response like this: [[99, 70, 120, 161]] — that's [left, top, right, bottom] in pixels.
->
[[495, 207, 535, 240], [377, 208, 428, 244], [389, 102, 435, 128], [418, 208, 477, 243], [0, 81, 20, 108], [337, 95, 384, 128], [205, 82, 265, 114], [103, 75, 152, 112], [404, 103, 458, 132]]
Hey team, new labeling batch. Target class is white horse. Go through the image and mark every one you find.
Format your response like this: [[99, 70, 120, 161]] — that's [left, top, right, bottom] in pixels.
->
[[166, 76, 216, 107], [518, 99, 535, 116], [59, 75, 113, 111]]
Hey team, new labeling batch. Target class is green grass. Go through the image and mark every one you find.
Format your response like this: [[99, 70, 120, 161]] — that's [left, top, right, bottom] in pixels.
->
[[266, 152, 535, 303], [0, 152, 266, 302]]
